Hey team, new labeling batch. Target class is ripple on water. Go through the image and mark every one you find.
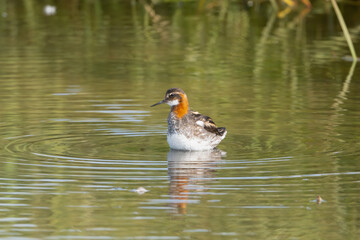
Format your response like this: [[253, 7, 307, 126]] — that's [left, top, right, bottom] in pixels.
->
[[2, 131, 169, 195]]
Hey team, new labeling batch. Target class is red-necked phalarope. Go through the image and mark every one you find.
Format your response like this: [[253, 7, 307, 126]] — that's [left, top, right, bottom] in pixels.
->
[[151, 88, 227, 151]]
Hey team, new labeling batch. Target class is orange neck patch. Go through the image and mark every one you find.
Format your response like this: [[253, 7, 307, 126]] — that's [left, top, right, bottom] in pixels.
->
[[173, 93, 189, 118]]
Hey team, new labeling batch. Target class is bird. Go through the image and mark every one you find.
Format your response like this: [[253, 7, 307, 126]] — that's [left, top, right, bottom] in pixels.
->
[[151, 88, 227, 151]]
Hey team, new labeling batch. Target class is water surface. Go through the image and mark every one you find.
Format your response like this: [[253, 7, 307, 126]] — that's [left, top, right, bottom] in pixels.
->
[[0, 1, 360, 239]]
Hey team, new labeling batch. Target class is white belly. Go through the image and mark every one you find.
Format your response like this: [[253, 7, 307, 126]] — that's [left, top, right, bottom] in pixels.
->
[[167, 133, 217, 151]]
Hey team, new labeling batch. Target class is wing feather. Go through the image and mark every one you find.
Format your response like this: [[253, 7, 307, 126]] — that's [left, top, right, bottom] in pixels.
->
[[190, 111, 226, 136]]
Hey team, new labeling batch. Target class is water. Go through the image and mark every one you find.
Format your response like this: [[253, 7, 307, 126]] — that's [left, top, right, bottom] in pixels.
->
[[1, 1, 360, 239]]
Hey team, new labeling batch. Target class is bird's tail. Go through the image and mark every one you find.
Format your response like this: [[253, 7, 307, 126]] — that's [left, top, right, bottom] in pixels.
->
[[217, 127, 226, 136]]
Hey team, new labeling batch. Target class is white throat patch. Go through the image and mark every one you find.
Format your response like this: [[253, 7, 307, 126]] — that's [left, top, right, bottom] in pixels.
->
[[166, 99, 179, 106]]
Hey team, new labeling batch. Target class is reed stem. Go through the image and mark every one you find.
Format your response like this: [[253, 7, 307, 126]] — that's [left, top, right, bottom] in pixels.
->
[[330, 0, 357, 62]]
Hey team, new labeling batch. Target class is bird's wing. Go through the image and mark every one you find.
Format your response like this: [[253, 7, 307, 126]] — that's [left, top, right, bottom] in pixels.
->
[[191, 111, 224, 136]]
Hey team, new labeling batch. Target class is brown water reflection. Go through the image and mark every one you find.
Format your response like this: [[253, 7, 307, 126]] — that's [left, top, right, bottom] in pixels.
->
[[0, 0, 360, 239], [168, 150, 223, 214]]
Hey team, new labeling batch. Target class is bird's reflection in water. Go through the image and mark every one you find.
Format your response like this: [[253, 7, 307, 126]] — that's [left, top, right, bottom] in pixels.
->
[[167, 149, 225, 214]]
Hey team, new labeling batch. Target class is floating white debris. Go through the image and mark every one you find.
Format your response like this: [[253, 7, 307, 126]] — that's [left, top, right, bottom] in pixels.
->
[[132, 187, 149, 195], [316, 195, 326, 204], [44, 5, 56, 16], [310, 195, 326, 204], [2, 12, 7, 18]]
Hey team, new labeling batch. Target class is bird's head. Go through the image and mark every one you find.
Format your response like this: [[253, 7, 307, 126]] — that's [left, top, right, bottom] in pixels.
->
[[151, 88, 186, 107]]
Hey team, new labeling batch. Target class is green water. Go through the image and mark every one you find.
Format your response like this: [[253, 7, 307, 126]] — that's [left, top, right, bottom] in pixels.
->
[[1, 1, 360, 239]]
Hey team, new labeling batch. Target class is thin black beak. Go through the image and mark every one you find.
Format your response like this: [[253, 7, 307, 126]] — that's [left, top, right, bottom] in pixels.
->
[[150, 100, 165, 107]]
